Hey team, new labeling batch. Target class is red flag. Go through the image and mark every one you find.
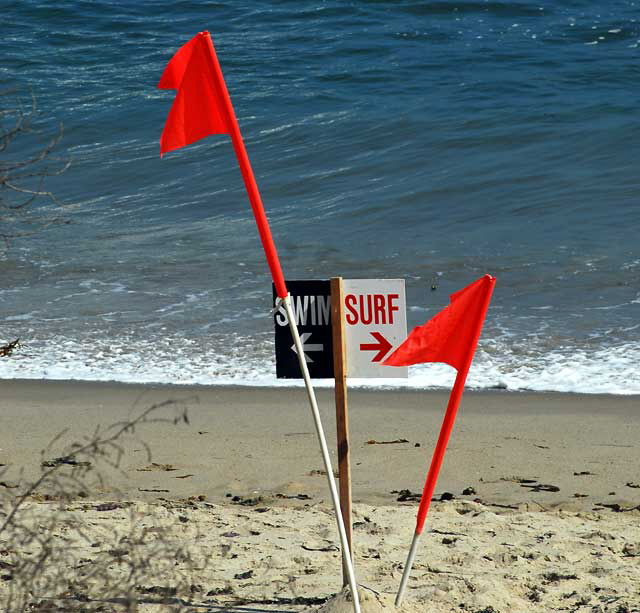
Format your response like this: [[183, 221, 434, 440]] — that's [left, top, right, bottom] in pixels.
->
[[386, 274, 495, 537], [157, 31, 288, 298], [384, 274, 495, 371], [156, 36, 361, 609], [392, 276, 495, 605], [158, 32, 232, 156]]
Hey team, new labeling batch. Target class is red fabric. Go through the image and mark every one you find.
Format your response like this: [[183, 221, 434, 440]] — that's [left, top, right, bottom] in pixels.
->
[[158, 32, 289, 298], [384, 275, 496, 371], [158, 32, 231, 156]]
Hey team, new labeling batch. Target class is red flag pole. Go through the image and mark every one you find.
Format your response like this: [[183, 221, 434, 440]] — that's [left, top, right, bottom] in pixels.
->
[[395, 276, 495, 606], [176, 33, 361, 612], [200, 33, 287, 298]]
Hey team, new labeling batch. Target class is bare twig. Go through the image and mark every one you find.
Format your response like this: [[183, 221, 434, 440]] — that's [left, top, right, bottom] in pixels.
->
[[0, 88, 71, 253], [0, 397, 202, 612]]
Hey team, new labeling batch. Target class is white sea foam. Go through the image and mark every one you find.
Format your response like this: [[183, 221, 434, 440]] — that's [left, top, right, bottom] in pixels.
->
[[0, 335, 638, 395]]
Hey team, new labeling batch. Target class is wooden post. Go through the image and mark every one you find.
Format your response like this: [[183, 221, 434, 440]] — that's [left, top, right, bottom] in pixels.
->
[[331, 276, 352, 586]]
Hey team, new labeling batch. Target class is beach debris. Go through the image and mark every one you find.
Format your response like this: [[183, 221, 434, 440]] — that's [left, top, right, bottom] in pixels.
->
[[625, 482, 640, 488], [352, 516, 372, 531], [138, 487, 170, 493], [500, 476, 538, 484], [135, 585, 177, 597], [462, 486, 477, 495], [0, 338, 20, 357], [174, 473, 193, 479], [542, 571, 578, 583], [366, 438, 409, 445], [392, 489, 421, 502], [257, 595, 329, 607], [230, 494, 263, 506], [275, 492, 312, 500], [534, 444, 550, 449], [221, 531, 240, 538], [94, 502, 129, 512], [440, 491, 456, 501], [234, 570, 253, 580], [520, 482, 560, 493], [486, 502, 520, 510], [207, 585, 233, 597], [302, 542, 339, 552], [573, 493, 589, 498], [527, 586, 544, 603], [574, 471, 595, 476], [594, 502, 640, 513], [136, 462, 177, 471], [41, 455, 91, 468]]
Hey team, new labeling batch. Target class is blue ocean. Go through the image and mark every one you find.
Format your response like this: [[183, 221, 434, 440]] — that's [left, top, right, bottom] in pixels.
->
[[1, 1, 638, 394]]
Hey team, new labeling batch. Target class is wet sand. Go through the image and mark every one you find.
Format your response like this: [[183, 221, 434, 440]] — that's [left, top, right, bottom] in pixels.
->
[[0, 380, 638, 511]]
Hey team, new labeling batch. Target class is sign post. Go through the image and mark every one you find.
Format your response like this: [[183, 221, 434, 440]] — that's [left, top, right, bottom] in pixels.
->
[[274, 278, 408, 587], [331, 277, 352, 586]]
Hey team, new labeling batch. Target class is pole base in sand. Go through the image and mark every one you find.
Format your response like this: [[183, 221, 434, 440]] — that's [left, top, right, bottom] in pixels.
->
[[283, 296, 361, 613], [395, 531, 421, 607]]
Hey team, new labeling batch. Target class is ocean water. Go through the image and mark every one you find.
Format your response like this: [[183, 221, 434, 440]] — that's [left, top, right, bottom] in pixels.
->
[[1, 0, 638, 394]]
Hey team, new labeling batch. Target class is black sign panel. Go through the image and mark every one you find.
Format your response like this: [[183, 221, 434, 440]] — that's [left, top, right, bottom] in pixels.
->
[[273, 280, 334, 379]]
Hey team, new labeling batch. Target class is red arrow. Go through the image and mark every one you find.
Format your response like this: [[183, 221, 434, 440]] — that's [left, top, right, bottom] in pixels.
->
[[359, 332, 393, 363]]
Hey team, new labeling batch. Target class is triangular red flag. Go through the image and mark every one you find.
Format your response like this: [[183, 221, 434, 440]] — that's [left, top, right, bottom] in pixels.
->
[[157, 33, 199, 90], [158, 31, 231, 156], [384, 274, 495, 371]]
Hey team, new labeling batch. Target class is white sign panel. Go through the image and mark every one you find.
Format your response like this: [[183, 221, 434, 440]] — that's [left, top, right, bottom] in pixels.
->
[[342, 279, 408, 378]]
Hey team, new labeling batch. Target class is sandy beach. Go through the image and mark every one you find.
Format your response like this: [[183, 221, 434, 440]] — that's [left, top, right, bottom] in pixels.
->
[[1, 380, 639, 611]]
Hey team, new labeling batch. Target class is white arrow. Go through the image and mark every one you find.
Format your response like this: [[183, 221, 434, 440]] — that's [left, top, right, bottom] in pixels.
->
[[291, 332, 323, 363]]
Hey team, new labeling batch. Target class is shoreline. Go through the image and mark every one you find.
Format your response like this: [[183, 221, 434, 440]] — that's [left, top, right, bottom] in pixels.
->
[[2, 374, 639, 397], [3, 375, 640, 396]]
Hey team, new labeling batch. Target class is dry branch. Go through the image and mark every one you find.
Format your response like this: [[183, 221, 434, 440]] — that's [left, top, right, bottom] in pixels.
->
[[1, 87, 71, 251], [0, 397, 203, 612]]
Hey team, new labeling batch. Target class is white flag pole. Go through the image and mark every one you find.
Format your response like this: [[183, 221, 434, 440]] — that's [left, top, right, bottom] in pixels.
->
[[159, 32, 359, 613], [282, 295, 361, 613], [395, 531, 422, 606]]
